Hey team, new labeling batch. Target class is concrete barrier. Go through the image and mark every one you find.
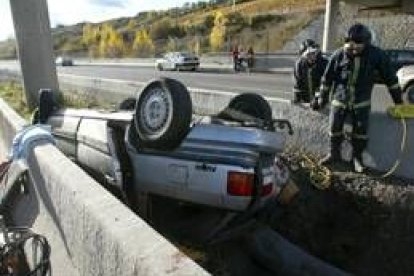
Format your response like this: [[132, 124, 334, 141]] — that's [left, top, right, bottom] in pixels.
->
[[0, 98, 208, 275]]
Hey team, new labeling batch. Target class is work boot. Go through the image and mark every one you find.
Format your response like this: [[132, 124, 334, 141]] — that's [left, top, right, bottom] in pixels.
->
[[319, 137, 343, 166], [352, 156, 365, 173], [352, 138, 367, 173]]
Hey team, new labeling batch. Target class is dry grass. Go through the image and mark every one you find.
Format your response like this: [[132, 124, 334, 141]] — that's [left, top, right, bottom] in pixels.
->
[[0, 81, 112, 120], [0, 81, 32, 119], [179, 0, 324, 25]]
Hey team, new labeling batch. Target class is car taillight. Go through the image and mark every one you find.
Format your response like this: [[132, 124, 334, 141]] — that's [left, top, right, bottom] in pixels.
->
[[227, 172, 254, 196], [227, 172, 273, 197]]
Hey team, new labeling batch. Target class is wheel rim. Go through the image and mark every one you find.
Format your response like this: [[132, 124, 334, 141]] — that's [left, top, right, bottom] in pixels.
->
[[138, 86, 172, 136]]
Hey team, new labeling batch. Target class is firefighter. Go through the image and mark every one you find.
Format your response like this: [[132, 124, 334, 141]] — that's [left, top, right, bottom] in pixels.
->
[[312, 23, 403, 173], [293, 42, 328, 103], [299, 38, 318, 55]]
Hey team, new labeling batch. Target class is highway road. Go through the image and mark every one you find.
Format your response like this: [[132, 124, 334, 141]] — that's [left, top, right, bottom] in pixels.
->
[[58, 65, 294, 99], [0, 61, 294, 100]]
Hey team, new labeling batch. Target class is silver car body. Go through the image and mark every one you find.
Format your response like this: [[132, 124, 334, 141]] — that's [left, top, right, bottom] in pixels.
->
[[48, 109, 288, 212], [397, 65, 414, 91], [156, 52, 200, 71]]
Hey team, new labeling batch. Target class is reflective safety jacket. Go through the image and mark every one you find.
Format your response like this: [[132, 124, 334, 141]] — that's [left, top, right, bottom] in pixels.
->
[[319, 45, 402, 109], [293, 55, 328, 103]]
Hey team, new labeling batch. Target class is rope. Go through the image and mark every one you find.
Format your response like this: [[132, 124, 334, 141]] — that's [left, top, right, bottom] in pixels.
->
[[300, 154, 332, 190]]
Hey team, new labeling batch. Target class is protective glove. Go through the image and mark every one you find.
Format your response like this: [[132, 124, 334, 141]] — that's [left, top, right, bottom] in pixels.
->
[[310, 97, 320, 110], [311, 93, 326, 110]]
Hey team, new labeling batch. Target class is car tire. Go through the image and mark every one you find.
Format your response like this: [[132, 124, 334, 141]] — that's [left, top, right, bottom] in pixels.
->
[[404, 83, 414, 104], [157, 64, 163, 71], [134, 78, 192, 150], [118, 97, 136, 111], [227, 93, 273, 121]]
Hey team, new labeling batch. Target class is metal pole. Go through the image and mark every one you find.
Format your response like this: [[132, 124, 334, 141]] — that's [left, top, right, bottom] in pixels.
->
[[9, 0, 59, 109], [322, 0, 339, 52]]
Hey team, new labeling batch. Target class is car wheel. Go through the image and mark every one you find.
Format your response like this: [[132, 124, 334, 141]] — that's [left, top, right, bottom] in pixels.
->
[[134, 78, 192, 150], [404, 83, 414, 104], [227, 93, 273, 121], [118, 97, 136, 111], [157, 64, 163, 71]]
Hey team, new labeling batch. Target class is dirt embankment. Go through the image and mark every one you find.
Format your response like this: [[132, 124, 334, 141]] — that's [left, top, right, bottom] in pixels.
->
[[269, 153, 414, 275]]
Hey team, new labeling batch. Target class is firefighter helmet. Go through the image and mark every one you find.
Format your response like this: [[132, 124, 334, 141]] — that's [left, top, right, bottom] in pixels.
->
[[346, 23, 372, 45]]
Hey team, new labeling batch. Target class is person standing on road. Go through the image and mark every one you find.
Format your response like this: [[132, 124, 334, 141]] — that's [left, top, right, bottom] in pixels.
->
[[247, 46, 255, 70], [293, 42, 328, 103], [312, 23, 403, 173], [232, 45, 240, 72]]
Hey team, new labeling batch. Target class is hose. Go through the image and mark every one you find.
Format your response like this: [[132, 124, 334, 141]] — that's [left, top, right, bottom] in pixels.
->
[[381, 106, 410, 178]]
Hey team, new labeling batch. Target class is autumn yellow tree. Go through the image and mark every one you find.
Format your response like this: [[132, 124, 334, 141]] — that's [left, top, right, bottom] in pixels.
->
[[99, 23, 125, 58], [82, 23, 100, 57], [209, 11, 227, 51], [132, 29, 155, 57]]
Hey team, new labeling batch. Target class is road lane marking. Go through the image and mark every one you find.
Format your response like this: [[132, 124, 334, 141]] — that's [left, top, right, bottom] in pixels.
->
[[58, 73, 293, 104]]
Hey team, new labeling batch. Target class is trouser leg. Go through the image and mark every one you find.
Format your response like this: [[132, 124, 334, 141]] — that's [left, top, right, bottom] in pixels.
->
[[321, 106, 347, 165], [351, 107, 370, 172]]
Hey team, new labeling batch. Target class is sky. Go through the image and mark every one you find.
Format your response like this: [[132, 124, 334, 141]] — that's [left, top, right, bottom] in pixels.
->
[[0, 0, 197, 41]]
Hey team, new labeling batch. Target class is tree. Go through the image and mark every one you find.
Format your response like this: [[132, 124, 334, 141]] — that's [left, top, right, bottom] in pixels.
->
[[82, 23, 100, 57], [98, 24, 125, 58], [209, 11, 226, 51], [132, 29, 155, 57]]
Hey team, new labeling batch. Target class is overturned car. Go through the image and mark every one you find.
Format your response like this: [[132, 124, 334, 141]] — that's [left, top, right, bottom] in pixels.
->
[[41, 78, 293, 212]]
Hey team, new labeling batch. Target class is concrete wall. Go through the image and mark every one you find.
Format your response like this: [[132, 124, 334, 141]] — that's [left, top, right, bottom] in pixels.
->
[[0, 98, 208, 275], [283, 15, 326, 51], [334, 2, 414, 49]]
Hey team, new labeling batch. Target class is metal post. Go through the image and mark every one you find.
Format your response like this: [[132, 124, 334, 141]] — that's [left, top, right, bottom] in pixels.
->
[[322, 0, 340, 52], [9, 0, 59, 109]]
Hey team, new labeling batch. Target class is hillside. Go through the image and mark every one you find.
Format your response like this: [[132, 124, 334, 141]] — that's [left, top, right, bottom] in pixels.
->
[[0, 0, 324, 59]]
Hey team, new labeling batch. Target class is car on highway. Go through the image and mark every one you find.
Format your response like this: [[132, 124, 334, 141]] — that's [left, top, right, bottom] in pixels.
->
[[369, 49, 414, 84], [55, 56, 73, 66], [397, 65, 414, 103], [385, 49, 414, 72], [40, 78, 293, 213], [156, 52, 200, 71]]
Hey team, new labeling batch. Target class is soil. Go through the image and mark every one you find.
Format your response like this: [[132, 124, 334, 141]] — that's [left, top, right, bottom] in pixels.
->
[[265, 152, 414, 276]]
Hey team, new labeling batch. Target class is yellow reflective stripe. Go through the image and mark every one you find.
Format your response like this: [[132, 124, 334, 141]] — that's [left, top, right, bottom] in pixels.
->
[[353, 133, 368, 139], [329, 132, 344, 137], [388, 83, 400, 90], [331, 99, 347, 108], [353, 100, 371, 109]]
